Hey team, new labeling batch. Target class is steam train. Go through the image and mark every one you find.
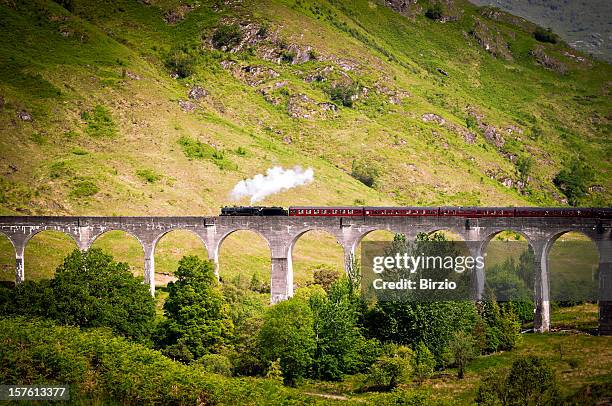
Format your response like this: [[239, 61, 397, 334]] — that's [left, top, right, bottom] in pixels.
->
[[220, 206, 612, 218]]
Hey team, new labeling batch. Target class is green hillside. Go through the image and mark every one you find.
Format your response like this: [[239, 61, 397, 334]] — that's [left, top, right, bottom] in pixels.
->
[[0, 0, 610, 281]]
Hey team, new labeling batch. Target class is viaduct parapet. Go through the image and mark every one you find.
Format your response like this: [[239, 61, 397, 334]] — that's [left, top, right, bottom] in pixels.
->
[[0, 215, 610, 335]]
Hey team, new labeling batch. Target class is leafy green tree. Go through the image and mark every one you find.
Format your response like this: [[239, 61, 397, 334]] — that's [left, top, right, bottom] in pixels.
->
[[553, 159, 594, 206], [533, 27, 558, 44], [425, 3, 444, 20], [411, 341, 435, 383], [445, 331, 477, 379], [211, 24, 243, 49], [476, 356, 559, 405], [258, 297, 316, 386], [160, 256, 233, 362], [309, 277, 379, 380], [52, 249, 155, 342]]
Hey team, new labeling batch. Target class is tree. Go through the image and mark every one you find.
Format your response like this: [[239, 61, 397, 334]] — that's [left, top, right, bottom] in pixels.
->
[[258, 297, 316, 386], [533, 27, 558, 44], [446, 331, 477, 379], [553, 159, 594, 206], [476, 356, 559, 405], [309, 277, 379, 380], [425, 3, 444, 20], [51, 249, 155, 342], [160, 256, 233, 362], [411, 341, 435, 383]]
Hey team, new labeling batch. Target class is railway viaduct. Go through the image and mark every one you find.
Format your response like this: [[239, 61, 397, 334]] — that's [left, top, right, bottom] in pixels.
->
[[0, 215, 610, 334]]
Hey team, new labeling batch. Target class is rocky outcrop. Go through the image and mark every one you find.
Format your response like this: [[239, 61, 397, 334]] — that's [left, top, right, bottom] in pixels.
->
[[188, 86, 208, 100], [531, 46, 567, 74], [18, 111, 32, 121], [164, 4, 196, 25], [421, 113, 477, 144], [178, 100, 197, 112], [470, 18, 513, 61], [220, 61, 280, 87]]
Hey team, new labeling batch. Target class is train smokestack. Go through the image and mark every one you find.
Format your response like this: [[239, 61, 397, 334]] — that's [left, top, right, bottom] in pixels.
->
[[229, 166, 314, 203]]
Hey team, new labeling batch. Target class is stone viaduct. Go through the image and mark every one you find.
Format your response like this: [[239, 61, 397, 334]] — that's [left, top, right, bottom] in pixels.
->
[[0, 215, 610, 334]]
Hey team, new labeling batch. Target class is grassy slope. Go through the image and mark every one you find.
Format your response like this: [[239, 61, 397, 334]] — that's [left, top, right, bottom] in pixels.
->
[[0, 0, 610, 283]]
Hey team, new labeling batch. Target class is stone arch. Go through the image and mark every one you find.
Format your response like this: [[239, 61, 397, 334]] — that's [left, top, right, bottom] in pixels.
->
[[215, 228, 272, 285], [152, 229, 209, 282], [423, 227, 468, 241], [480, 228, 534, 253], [89, 229, 146, 278], [0, 231, 15, 283], [288, 228, 346, 287], [24, 227, 80, 248], [24, 229, 80, 280], [351, 228, 401, 255], [544, 230, 600, 329]]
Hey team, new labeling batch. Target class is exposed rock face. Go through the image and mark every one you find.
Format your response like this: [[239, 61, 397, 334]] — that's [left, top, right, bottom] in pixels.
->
[[384, 0, 418, 14], [470, 18, 513, 61], [422, 113, 445, 125], [531, 46, 567, 74], [482, 125, 505, 147], [178, 100, 197, 112], [18, 111, 32, 121], [126, 71, 141, 80], [220, 61, 280, 87], [188, 86, 208, 100], [164, 4, 196, 24]]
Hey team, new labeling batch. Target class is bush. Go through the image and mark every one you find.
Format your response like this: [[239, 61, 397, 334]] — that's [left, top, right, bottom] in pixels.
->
[[212, 24, 243, 49], [83, 105, 117, 137], [328, 82, 359, 107], [178, 136, 237, 170], [515, 155, 533, 184], [365, 345, 412, 390], [197, 354, 232, 376], [159, 256, 233, 362], [312, 265, 341, 292], [553, 159, 594, 206], [165, 48, 196, 78], [476, 356, 559, 405], [0, 318, 314, 405], [70, 179, 99, 197], [534, 27, 558, 44], [136, 168, 161, 183], [411, 342, 435, 383], [425, 4, 443, 20], [351, 159, 379, 187]]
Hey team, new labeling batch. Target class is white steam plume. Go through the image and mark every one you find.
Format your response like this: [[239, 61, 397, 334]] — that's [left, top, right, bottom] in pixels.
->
[[230, 166, 314, 203]]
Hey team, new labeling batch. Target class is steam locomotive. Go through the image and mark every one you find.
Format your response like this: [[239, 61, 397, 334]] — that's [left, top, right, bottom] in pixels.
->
[[220, 206, 612, 218]]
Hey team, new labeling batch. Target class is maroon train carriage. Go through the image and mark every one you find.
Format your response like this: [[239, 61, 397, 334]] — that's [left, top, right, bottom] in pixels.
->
[[363, 207, 439, 216], [288, 206, 365, 216]]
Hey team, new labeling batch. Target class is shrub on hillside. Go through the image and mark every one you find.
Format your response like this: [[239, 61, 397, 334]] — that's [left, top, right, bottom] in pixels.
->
[[411, 342, 435, 383], [165, 48, 196, 78], [533, 27, 558, 44], [553, 159, 594, 206], [425, 4, 444, 20], [197, 354, 232, 376], [328, 82, 359, 107], [351, 159, 379, 187], [212, 24, 243, 49], [312, 264, 341, 292], [444, 331, 477, 379]]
